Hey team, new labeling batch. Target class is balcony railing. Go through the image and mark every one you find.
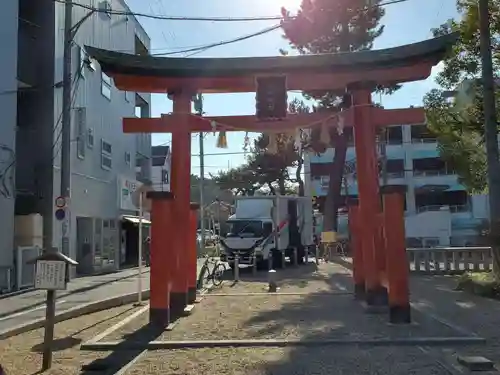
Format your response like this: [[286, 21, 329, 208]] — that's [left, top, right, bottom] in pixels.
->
[[413, 169, 455, 177], [416, 204, 469, 214], [411, 137, 437, 144]]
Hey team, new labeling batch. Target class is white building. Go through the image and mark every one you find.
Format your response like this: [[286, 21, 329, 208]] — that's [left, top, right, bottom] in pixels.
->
[[0, 0, 153, 290], [304, 123, 489, 247]]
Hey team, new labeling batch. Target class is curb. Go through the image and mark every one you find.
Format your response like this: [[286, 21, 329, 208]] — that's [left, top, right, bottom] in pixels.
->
[[0, 290, 150, 341], [80, 336, 487, 351], [0, 270, 148, 318]]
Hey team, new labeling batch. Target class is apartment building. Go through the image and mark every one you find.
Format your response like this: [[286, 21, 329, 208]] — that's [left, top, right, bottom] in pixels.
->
[[304, 123, 489, 247], [0, 0, 152, 289]]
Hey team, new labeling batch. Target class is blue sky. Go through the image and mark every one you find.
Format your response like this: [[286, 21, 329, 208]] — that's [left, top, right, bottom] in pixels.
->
[[126, 0, 459, 177]]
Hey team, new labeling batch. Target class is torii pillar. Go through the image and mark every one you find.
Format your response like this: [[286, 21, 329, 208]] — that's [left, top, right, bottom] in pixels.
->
[[167, 90, 192, 317]]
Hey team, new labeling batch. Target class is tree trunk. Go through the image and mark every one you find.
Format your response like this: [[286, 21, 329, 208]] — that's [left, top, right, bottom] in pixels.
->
[[296, 156, 305, 196], [278, 177, 286, 195], [322, 24, 350, 233], [323, 130, 348, 232], [267, 182, 276, 195]]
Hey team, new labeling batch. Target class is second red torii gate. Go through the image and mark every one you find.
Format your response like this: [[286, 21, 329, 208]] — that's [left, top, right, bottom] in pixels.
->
[[86, 31, 456, 325]]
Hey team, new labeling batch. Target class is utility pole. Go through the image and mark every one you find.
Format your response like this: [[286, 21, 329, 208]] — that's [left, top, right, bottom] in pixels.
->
[[60, 0, 73, 258], [478, 0, 500, 272], [194, 94, 206, 250]]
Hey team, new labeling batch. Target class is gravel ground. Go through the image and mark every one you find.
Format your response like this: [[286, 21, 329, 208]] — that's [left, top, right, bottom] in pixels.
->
[[125, 346, 453, 375], [0, 304, 141, 375], [105, 262, 463, 343]]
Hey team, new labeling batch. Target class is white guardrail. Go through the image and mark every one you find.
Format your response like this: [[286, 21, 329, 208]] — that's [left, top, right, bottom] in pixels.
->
[[406, 247, 492, 274]]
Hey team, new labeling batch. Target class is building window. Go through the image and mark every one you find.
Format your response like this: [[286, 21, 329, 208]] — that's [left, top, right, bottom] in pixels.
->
[[87, 128, 94, 149], [101, 72, 112, 100], [101, 139, 112, 170], [125, 151, 131, 166], [75, 107, 86, 159]]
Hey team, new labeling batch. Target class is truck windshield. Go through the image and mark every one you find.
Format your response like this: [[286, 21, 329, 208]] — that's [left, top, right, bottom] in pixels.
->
[[226, 220, 263, 238]]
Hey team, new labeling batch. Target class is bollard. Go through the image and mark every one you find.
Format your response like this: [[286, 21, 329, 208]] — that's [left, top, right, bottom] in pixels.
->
[[252, 251, 257, 276], [234, 252, 240, 282], [293, 247, 298, 267], [315, 244, 320, 265], [268, 269, 278, 292]]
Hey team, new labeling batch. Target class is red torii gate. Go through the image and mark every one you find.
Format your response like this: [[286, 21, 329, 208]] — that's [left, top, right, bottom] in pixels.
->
[[87, 32, 456, 326]]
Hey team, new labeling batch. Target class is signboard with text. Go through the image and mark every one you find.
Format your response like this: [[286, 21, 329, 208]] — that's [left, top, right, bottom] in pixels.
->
[[34, 260, 67, 290], [119, 176, 140, 211]]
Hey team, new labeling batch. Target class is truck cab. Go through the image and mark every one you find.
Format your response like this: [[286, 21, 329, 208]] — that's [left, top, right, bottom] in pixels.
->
[[219, 196, 313, 269]]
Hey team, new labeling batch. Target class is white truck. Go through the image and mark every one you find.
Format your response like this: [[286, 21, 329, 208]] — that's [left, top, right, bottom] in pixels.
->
[[219, 195, 314, 269]]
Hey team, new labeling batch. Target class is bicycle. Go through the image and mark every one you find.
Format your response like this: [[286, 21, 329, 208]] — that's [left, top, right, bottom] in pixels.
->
[[196, 254, 227, 289]]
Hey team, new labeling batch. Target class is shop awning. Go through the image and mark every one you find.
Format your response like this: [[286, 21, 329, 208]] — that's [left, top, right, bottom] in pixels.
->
[[122, 215, 151, 225]]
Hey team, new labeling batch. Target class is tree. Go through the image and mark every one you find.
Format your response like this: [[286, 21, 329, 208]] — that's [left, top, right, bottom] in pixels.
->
[[423, 0, 500, 275], [210, 166, 261, 196], [280, 0, 396, 232], [424, 1, 500, 193]]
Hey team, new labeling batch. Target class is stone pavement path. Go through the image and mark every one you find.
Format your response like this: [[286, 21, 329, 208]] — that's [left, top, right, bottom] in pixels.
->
[[0, 267, 144, 318], [0, 259, 206, 334]]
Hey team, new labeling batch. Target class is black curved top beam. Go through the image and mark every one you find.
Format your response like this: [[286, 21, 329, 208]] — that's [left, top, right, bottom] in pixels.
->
[[85, 32, 458, 79]]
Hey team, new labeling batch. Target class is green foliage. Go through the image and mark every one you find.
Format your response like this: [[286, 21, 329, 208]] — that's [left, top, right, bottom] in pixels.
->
[[456, 271, 500, 298], [424, 87, 488, 193], [424, 0, 500, 192], [280, 0, 399, 105]]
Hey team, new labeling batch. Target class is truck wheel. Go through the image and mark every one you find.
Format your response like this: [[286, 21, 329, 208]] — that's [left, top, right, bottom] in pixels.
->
[[271, 249, 283, 269]]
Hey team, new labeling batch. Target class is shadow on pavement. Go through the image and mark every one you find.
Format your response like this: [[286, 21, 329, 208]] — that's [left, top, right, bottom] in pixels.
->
[[30, 307, 136, 354], [80, 324, 164, 374], [237, 261, 493, 374], [221, 261, 322, 286]]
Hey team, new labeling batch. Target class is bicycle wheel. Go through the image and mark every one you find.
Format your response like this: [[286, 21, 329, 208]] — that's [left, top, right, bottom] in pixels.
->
[[212, 263, 227, 287], [196, 264, 210, 289]]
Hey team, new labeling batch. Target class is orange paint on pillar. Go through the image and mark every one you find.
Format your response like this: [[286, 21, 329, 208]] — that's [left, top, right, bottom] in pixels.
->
[[348, 202, 365, 299], [188, 203, 200, 304], [382, 186, 411, 323], [169, 92, 192, 317], [148, 191, 174, 326], [351, 89, 385, 306]]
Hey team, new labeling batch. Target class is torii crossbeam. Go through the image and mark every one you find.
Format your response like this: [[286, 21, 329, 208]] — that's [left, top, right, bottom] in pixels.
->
[[87, 31, 457, 326]]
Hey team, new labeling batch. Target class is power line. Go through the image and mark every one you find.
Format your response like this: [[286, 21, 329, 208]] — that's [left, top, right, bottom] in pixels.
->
[[53, 0, 285, 22], [53, 0, 409, 23], [151, 24, 281, 56]]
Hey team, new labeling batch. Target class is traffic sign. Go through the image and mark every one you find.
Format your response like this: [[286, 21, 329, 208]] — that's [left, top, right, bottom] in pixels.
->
[[55, 196, 66, 208], [55, 208, 66, 221]]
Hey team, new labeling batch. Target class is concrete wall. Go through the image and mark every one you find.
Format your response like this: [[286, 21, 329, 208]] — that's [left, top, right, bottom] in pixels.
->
[[0, 2, 19, 270]]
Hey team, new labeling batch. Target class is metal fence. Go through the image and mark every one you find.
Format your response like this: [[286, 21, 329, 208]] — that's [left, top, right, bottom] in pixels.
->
[[16, 245, 42, 290], [0, 266, 13, 293], [407, 246, 492, 275]]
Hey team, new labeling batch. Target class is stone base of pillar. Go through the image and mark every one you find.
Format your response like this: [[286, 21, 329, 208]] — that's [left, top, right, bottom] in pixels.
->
[[389, 304, 411, 324], [170, 292, 187, 319], [187, 287, 197, 304], [365, 286, 388, 306], [354, 283, 365, 300], [149, 308, 170, 327]]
